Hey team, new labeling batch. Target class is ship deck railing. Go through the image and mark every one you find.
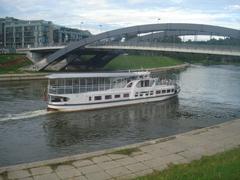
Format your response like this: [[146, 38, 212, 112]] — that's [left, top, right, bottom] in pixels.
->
[[48, 80, 177, 95]]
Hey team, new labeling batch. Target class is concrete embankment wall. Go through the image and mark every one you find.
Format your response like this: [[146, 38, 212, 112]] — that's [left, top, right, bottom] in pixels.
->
[[0, 73, 48, 82]]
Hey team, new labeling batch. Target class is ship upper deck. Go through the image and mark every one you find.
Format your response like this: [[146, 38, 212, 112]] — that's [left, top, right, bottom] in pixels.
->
[[47, 72, 150, 79]]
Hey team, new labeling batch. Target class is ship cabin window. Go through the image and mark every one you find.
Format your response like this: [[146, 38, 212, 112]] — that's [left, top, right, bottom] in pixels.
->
[[156, 90, 161, 94], [150, 91, 154, 95], [105, 95, 112, 100], [115, 94, 121, 98], [167, 89, 171, 93], [172, 89, 175, 92], [51, 96, 68, 102], [135, 93, 138, 97], [89, 97, 92, 101], [137, 80, 153, 88], [94, 96, 102, 101], [123, 93, 129, 98], [162, 90, 166, 94], [127, 82, 133, 88]]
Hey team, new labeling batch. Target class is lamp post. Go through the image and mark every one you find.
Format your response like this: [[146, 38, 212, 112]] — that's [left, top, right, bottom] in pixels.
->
[[99, 24, 103, 33], [80, 22, 84, 29], [80, 22, 84, 40]]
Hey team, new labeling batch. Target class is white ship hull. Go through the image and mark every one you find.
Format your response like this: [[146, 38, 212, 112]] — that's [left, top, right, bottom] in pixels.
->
[[48, 93, 178, 112], [47, 71, 180, 112]]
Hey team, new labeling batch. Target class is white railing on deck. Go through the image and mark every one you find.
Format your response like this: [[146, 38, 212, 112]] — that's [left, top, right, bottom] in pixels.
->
[[48, 83, 127, 94], [48, 79, 177, 95]]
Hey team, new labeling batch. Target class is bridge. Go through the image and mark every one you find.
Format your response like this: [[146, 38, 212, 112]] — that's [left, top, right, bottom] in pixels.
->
[[18, 23, 240, 71]]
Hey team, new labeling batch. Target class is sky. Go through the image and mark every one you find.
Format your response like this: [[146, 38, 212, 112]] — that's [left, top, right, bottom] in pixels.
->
[[0, 0, 240, 34]]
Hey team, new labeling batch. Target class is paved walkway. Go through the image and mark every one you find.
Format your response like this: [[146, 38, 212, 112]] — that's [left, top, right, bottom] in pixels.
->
[[0, 119, 240, 180]]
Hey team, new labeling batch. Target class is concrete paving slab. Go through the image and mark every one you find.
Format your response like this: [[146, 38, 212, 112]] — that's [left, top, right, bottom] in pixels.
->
[[152, 164, 168, 171], [115, 173, 137, 180], [115, 157, 138, 166], [178, 150, 203, 162], [133, 153, 153, 162], [72, 160, 94, 168], [133, 169, 154, 177], [107, 154, 128, 160], [33, 173, 59, 180], [105, 166, 131, 177], [125, 162, 149, 173], [85, 171, 112, 180], [92, 156, 112, 163], [79, 164, 103, 174], [30, 166, 52, 176], [147, 148, 172, 157], [55, 165, 81, 179], [159, 154, 185, 164], [8, 170, 31, 179], [142, 157, 168, 169], [72, 175, 88, 180], [97, 161, 121, 170], [19, 177, 33, 180]]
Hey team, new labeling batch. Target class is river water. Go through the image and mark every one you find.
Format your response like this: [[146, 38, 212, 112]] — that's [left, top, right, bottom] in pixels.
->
[[0, 65, 240, 167]]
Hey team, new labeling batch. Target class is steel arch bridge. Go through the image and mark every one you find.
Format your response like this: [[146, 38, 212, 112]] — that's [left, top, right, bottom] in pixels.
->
[[34, 23, 240, 71]]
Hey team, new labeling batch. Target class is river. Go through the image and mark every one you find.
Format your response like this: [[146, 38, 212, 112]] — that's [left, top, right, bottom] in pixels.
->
[[0, 65, 240, 166]]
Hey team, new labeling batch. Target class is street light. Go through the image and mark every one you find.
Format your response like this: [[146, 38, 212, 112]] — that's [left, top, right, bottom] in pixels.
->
[[80, 22, 84, 40], [80, 22, 84, 29], [99, 24, 103, 33]]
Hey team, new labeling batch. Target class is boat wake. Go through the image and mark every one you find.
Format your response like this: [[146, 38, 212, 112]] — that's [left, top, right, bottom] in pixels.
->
[[0, 109, 53, 122]]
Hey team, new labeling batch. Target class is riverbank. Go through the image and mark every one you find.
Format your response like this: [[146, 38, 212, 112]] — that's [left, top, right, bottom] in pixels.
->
[[0, 73, 48, 81], [0, 118, 239, 180], [0, 63, 189, 81], [0, 54, 32, 74], [104, 55, 183, 70]]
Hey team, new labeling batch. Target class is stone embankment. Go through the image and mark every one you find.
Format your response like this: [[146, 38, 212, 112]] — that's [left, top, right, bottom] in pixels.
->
[[0, 118, 239, 180]]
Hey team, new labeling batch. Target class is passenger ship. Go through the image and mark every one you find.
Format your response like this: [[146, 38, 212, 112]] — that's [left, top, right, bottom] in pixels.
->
[[47, 71, 180, 111]]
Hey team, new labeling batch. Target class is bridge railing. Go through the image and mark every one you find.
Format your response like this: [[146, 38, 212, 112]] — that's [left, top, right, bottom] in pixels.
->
[[90, 41, 240, 52]]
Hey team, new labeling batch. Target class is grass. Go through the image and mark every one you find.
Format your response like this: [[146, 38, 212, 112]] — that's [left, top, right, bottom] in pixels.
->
[[112, 147, 141, 156], [104, 55, 183, 70], [0, 54, 32, 74], [0, 54, 20, 64], [135, 146, 240, 180]]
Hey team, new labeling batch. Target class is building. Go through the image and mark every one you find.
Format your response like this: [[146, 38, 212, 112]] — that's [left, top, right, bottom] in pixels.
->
[[0, 18, 4, 48], [0, 17, 91, 49]]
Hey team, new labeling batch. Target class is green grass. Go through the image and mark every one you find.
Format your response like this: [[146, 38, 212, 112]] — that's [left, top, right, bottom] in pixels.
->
[[104, 55, 183, 70], [111, 147, 141, 156], [0, 54, 19, 64], [0, 54, 32, 74], [135, 147, 240, 180]]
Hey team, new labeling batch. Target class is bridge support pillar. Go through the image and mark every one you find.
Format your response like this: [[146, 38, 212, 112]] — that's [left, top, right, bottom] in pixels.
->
[[45, 54, 81, 71]]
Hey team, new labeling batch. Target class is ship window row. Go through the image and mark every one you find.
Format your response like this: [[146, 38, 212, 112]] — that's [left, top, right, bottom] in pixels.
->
[[90, 93, 130, 101], [156, 89, 175, 95], [135, 91, 154, 97]]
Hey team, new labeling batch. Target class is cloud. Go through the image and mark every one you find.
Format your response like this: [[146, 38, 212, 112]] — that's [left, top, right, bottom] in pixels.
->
[[0, 0, 239, 34], [228, 4, 240, 11]]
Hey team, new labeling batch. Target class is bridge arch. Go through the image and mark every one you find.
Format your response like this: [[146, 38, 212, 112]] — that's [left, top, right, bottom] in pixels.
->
[[35, 23, 240, 70]]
